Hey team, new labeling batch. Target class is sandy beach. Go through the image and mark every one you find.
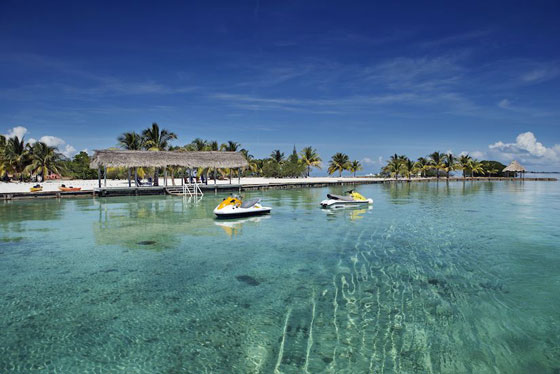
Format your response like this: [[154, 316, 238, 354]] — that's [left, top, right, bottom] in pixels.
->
[[0, 176, 385, 193]]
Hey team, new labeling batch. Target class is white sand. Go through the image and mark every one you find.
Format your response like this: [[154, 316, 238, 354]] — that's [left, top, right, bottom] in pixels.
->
[[0, 177, 387, 193]]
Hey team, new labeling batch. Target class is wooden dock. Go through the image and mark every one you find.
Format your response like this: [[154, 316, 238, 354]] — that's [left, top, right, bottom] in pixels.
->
[[1, 177, 556, 201]]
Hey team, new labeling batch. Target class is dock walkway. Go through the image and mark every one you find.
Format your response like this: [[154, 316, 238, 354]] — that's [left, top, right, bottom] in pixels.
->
[[1, 177, 556, 200]]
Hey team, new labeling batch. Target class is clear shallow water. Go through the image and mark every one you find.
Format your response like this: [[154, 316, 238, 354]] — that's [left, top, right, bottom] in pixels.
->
[[1, 181, 559, 374]]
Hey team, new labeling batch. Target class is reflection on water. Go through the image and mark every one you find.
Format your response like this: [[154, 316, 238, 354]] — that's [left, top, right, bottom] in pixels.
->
[[322, 205, 373, 221], [0, 182, 559, 373], [93, 196, 218, 249], [215, 216, 271, 238], [382, 180, 494, 202]]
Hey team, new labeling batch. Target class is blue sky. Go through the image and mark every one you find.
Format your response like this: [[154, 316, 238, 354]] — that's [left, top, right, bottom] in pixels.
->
[[1, 0, 559, 172]]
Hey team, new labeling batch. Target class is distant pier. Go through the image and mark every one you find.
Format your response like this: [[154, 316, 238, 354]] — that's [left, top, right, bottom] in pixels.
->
[[1, 177, 556, 201]]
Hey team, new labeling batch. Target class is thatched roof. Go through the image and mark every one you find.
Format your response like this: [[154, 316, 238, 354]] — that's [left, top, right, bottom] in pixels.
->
[[90, 150, 249, 169], [503, 160, 526, 172]]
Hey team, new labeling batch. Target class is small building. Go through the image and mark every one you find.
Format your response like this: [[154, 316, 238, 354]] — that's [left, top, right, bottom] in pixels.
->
[[502, 160, 526, 178], [90, 150, 248, 187]]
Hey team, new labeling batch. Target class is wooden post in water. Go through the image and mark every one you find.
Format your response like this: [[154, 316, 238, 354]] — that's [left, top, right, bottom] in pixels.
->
[[103, 166, 107, 187], [128, 168, 131, 187], [98, 167, 101, 188]]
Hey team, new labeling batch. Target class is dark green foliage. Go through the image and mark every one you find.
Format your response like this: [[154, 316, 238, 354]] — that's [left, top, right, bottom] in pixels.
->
[[477, 160, 506, 177], [281, 147, 306, 177], [261, 160, 281, 178], [260, 152, 306, 178], [66, 152, 98, 179]]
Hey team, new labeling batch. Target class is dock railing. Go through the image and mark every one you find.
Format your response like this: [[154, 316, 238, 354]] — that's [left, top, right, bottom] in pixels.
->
[[181, 181, 204, 197]]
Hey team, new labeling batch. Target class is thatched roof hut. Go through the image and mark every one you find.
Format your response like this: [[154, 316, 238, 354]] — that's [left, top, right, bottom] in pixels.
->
[[502, 160, 526, 173], [90, 150, 249, 169]]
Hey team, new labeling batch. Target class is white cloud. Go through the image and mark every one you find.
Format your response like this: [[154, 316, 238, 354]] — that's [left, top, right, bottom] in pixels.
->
[[498, 99, 512, 109], [39, 135, 65, 147], [471, 151, 485, 159], [4, 126, 28, 139], [27, 138, 37, 145], [361, 156, 385, 166], [489, 131, 559, 164], [522, 67, 559, 83], [38, 136, 77, 158], [61, 144, 77, 158], [459, 150, 486, 159]]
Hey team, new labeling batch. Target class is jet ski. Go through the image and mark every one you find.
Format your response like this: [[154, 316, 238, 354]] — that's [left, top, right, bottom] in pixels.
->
[[214, 195, 271, 218], [320, 190, 373, 208]]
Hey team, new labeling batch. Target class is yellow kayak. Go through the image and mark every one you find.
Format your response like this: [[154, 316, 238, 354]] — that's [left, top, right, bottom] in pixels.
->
[[30, 187, 43, 192]]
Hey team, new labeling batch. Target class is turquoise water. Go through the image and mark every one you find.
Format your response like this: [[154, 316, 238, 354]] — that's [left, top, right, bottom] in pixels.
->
[[1, 181, 559, 373]]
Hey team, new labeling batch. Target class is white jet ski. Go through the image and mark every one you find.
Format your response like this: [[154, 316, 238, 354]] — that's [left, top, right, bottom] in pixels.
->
[[214, 196, 271, 218], [320, 190, 373, 208]]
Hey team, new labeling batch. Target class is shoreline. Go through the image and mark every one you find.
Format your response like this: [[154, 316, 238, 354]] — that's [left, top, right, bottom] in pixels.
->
[[1, 176, 556, 201]]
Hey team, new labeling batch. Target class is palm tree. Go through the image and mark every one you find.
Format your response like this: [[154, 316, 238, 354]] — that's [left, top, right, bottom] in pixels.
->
[[470, 160, 485, 177], [141, 123, 177, 185], [240, 149, 259, 175], [383, 154, 405, 180], [142, 123, 177, 151], [220, 141, 240, 152], [186, 138, 207, 151], [270, 150, 284, 163], [117, 131, 144, 150], [443, 153, 457, 179], [300, 146, 322, 177], [402, 158, 416, 180], [349, 159, 363, 177], [0, 135, 6, 177], [328, 152, 350, 177], [25, 142, 65, 180], [3, 136, 30, 180], [486, 167, 499, 177], [348, 160, 363, 177], [415, 157, 429, 178], [207, 140, 219, 151], [458, 154, 472, 177], [428, 151, 445, 179]]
